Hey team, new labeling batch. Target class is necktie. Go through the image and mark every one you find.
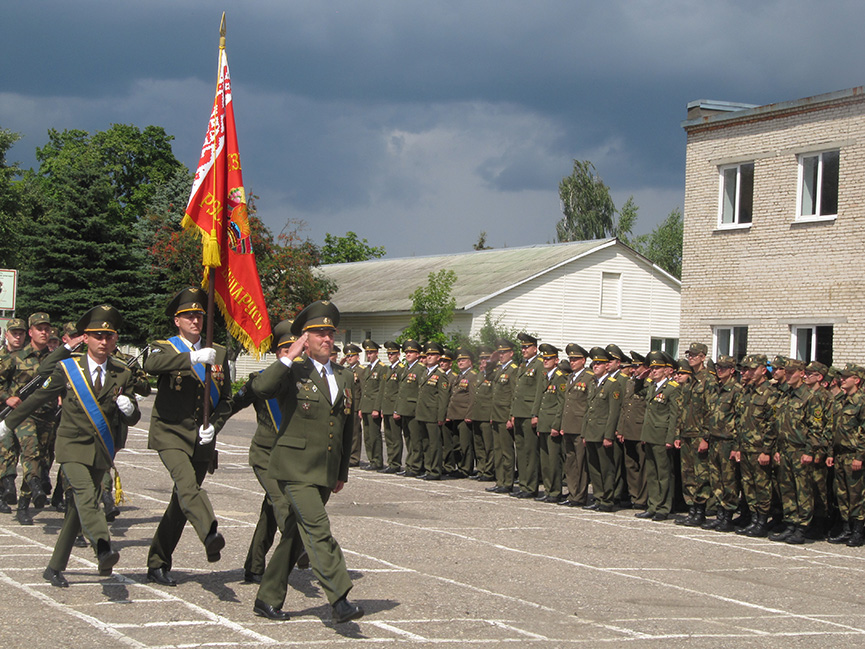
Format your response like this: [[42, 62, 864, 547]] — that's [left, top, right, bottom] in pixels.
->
[[94, 366, 103, 393], [320, 367, 332, 403]]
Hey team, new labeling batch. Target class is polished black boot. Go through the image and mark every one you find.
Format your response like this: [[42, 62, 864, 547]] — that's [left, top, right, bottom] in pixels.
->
[[715, 509, 737, 533], [768, 522, 795, 542], [785, 524, 807, 545], [2, 475, 17, 505], [744, 513, 769, 537], [16, 495, 33, 525], [683, 503, 706, 527], [675, 505, 696, 526], [846, 520, 865, 547], [828, 520, 851, 544]]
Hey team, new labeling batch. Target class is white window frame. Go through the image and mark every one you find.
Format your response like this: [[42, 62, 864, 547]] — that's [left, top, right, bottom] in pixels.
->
[[712, 325, 748, 361], [796, 150, 839, 222], [790, 324, 833, 363], [717, 162, 754, 229], [599, 271, 622, 318]]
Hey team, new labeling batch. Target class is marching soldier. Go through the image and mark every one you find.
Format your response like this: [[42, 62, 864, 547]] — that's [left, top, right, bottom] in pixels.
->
[[0, 305, 140, 587], [144, 288, 232, 586], [359, 339, 387, 471], [559, 344, 592, 507]]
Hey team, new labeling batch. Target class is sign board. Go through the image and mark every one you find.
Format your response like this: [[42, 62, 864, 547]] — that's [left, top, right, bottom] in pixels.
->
[[0, 269, 17, 311]]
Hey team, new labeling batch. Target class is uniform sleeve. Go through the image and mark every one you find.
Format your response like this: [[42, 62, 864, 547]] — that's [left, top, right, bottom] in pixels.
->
[[3, 365, 67, 431], [665, 385, 680, 446], [437, 373, 450, 422], [604, 380, 622, 440], [143, 341, 191, 374]]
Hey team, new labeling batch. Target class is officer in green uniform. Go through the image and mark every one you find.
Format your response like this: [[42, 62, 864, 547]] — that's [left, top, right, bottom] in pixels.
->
[[144, 288, 232, 586], [440, 349, 460, 474], [616, 351, 648, 510], [359, 339, 387, 471], [826, 365, 865, 546], [415, 342, 450, 480], [535, 344, 566, 502], [0, 312, 55, 523], [486, 339, 519, 494], [0, 305, 140, 587], [604, 344, 630, 506], [734, 354, 776, 538], [469, 346, 495, 481], [249, 300, 363, 624], [379, 341, 404, 473], [394, 340, 423, 476], [559, 344, 592, 507], [702, 354, 743, 532], [582, 347, 622, 511], [228, 320, 305, 583], [509, 333, 545, 498], [342, 344, 364, 467], [635, 351, 680, 521], [446, 347, 476, 478]]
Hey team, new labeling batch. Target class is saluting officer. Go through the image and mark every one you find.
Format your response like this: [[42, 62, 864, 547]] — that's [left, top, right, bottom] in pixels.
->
[[144, 288, 232, 586], [249, 300, 363, 624], [0, 306, 140, 587]]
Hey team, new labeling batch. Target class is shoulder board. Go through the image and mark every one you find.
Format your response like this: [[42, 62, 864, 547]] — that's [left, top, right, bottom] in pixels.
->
[[554, 369, 563, 377], [469, 368, 478, 375], [607, 376, 617, 383], [398, 361, 406, 368], [586, 369, 595, 376], [509, 362, 519, 369], [670, 380, 679, 387]]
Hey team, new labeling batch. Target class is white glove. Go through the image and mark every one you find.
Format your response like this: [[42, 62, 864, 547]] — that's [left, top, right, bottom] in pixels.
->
[[190, 347, 217, 366], [115, 395, 134, 417], [198, 424, 215, 445], [0, 421, 11, 443]]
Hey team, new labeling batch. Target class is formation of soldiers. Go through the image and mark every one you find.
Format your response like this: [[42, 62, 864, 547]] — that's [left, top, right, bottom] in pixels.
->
[[2, 297, 862, 623], [340, 336, 865, 547]]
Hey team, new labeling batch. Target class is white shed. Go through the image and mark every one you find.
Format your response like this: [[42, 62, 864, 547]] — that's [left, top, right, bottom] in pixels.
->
[[319, 238, 681, 356]]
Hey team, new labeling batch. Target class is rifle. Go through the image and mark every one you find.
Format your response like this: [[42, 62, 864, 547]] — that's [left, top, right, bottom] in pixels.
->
[[0, 373, 46, 423]]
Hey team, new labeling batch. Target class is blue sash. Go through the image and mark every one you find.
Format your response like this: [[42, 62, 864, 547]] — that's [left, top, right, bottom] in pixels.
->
[[60, 359, 115, 460], [167, 336, 220, 408], [255, 370, 282, 430]]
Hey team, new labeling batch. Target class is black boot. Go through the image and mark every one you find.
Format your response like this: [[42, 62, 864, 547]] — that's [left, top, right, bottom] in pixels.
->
[[786, 524, 807, 545], [2, 475, 17, 505], [768, 522, 795, 542], [732, 509, 752, 529], [16, 495, 33, 526], [846, 520, 865, 547], [102, 490, 119, 522], [51, 487, 66, 513], [28, 477, 47, 509], [828, 519, 851, 544], [744, 513, 769, 537], [702, 510, 721, 530], [715, 509, 737, 533], [675, 505, 696, 526], [684, 503, 706, 527]]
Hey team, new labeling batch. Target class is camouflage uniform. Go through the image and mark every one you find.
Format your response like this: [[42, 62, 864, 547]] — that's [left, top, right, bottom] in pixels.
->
[[705, 367, 743, 517], [829, 372, 865, 544], [676, 365, 715, 519]]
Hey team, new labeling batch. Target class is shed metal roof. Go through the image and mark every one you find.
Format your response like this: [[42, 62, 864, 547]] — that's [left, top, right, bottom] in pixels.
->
[[319, 238, 662, 315]]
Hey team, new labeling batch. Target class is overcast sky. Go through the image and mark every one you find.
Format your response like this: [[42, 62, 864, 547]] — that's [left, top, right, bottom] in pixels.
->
[[2, 1, 863, 258]]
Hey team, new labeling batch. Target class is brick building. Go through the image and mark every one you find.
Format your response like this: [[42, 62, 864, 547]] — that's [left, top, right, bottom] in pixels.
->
[[680, 87, 865, 366]]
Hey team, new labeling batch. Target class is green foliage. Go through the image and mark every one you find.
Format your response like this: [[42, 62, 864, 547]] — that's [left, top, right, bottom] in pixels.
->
[[632, 208, 683, 279], [449, 311, 526, 352], [399, 270, 458, 345], [473, 231, 493, 250], [555, 159, 636, 244], [0, 129, 24, 268], [321, 231, 386, 264]]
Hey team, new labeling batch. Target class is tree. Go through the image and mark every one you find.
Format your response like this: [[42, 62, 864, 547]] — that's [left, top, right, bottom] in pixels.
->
[[0, 128, 25, 268], [555, 159, 636, 244], [321, 231, 386, 264], [400, 269, 457, 345], [473, 231, 493, 251], [632, 208, 683, 279]]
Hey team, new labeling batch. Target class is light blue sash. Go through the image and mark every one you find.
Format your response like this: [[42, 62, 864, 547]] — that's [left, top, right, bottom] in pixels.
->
[[168, 336, 220, 408], [60, 358, 115, 460]]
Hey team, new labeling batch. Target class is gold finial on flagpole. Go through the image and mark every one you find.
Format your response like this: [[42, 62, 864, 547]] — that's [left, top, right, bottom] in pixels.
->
[[219, 12, 226, 49]]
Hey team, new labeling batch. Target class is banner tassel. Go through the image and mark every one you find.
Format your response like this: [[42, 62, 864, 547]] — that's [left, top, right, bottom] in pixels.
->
[[203, 228, 221, 267], [114, 469, 126, 505]]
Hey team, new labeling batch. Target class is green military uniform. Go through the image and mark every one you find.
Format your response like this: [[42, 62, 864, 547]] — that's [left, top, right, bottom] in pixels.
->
[[535, 345, 566, 502], [145, 289, 232, 579], [510, 333, 545, 497], [342, 345, 364, 467], [415, 342, 450, 480], [358, 340, 387, 470], [637, 352, 681, 519], [252, 301, 360, 621], [394, 341, 423, 476], [560, 345, 592, 506], [447, 348, 477, 478], [734, 355, 776, 537], [379, 341, 404, 472], [703, 356, 743, 531], [469, 347, 494, 481], [4, 306, 141, 585], [488, 339, 519, 492], [582, 347, 623, 510], [617, 356, 648, 509]]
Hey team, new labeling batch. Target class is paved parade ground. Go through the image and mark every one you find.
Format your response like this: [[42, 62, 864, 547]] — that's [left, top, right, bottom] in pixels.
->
[[2, 395, 865, 648]]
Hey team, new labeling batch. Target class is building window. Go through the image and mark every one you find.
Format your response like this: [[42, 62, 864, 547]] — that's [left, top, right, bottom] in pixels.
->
[[719, 162, 754, 226], [651, 337, 678, 358], [713, 326, 748, 362], [343, 329, 352, 346], [798, 150, 839, 219], [791, 325, 833, 365], [600, 272, 621, 317]]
